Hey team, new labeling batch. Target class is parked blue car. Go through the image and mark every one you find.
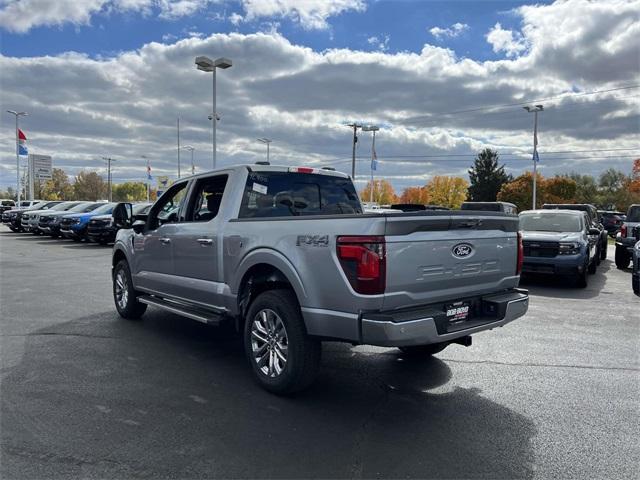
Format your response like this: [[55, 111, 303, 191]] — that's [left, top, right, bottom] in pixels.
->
[[59, 203, 116, 241]]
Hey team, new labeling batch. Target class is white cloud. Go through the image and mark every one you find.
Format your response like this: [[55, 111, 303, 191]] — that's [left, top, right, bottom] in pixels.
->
[[0, 0, 214, 33], [240, 0, 366, 30], [486, 22, 527, 57], [429, 22, 469, 40], [229, 11, 244, 25], [367, 34, 390, 52], [0, 1, 638, 192]]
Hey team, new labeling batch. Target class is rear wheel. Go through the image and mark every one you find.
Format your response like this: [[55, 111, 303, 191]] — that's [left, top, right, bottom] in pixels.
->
[[615, 247, 631, 269], [244, 290, 321, 395], [600, 240, 607, 260], [399, 342, 449, 356], [113, 260, 147, 320]]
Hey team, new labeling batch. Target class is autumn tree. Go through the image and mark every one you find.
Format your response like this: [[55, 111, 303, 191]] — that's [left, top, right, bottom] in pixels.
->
[[112, 182, 148, 202], [40, 168, 74, 200], [399, 186, 430, 204], [628, 159, 640, 195], [498, 172, 544, 211], [544, 176, 577, 204], [360, 179, 397, 205], [425, 176, 468, 209], [73, 170, 106, 201], [467, 148, 512, 201]]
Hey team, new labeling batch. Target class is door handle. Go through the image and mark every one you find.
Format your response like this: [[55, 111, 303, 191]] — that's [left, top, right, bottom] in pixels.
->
[[197, 238, 213, 246], [160, 237, 171, 245]]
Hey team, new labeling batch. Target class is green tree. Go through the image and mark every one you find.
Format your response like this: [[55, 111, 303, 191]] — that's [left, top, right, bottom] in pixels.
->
[[112, 182, 148, 201], [40, 168, 74, 200], [467, 148, 512, 201], [565, 173, 599, 204], [73, 171, 106, 201]]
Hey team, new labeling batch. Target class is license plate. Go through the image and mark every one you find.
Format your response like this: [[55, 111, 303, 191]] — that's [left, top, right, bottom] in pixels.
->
[[445, 301, 471, 323]]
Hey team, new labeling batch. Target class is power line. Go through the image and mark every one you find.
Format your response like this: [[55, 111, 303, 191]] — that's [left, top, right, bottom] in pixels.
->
[[406, 84, 640, 119]]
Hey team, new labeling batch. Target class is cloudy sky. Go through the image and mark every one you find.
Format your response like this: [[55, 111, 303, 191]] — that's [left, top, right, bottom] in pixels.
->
[[1, 0, 638, 193]]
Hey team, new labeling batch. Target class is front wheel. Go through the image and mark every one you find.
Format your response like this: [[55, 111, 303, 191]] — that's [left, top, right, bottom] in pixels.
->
[[615, 247, 631, 269], [113, 260, 147, 319], [244, 290, 321, 395], [576, 265, 589, 288], [399, 342, 449, 356]]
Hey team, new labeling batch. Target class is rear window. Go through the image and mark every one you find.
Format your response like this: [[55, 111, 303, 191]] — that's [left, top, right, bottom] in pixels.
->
[[2, 200, 14, 206], [627, 206, 640, 222], [239, 171, 362, 218], [520, 213, 583, 233]]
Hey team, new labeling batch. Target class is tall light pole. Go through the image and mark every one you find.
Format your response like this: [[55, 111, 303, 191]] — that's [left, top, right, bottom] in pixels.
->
[[182, 145, 195, 175], [523, 105, 543, 209], [102, 157, 116, 202], [6, 110, 27, 204], [257, 138, 272, 163], [362, 125, 379, 203], [347, 123, 362, 179], [195, 56, 232, 170]]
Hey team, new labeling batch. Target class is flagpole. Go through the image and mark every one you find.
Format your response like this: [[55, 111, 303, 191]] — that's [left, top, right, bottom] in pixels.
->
[[523, 105, 543, 209], [6, 110, 27, 204]]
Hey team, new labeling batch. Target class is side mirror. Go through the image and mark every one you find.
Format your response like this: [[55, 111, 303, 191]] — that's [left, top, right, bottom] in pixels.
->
[[588, 228, 600, 236], [113, 202, 133, 229], [132, 219, 146, 234]]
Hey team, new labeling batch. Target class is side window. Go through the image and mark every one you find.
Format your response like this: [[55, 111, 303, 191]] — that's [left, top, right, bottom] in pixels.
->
[[148, 182, 188, 230], [185, 175, 228, 222]]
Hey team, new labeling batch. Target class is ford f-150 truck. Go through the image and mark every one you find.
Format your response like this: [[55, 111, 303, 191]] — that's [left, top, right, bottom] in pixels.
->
[[111, 164, 528, 394]]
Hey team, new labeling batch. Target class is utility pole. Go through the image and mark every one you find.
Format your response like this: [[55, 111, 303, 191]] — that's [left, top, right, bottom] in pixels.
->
[[6, 110, 27, 204], [182, 146, 195, 175], [102, 157, 116, 202], [347, 123, 362, 179], [523, 105, 543, 209], [142, 154, 150, 202]]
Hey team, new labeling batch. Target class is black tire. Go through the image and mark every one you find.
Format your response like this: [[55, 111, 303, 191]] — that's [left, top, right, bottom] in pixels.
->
[[72, 236, 81, 242], [9, 227, 17, 232], [600, 240, 607, 260], [576, 265, 589, 288], [99, 240, 109, 246], [244, 289, 321, 395], [399, 342, 449, 356], [615, 247, 631, 269], [113, 260, 147, 320]]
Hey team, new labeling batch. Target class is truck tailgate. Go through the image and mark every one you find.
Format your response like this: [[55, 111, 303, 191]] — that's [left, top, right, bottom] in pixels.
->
[[383, 212, 520, 310]]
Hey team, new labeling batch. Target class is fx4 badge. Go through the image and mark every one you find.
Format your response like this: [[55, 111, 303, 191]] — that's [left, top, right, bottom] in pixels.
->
[[296, 235, 329, 247], [452, 243, 474, 259]]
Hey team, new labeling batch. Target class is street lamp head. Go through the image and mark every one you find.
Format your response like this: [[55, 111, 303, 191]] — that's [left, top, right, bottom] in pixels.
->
[[535, 104, 544, 111], [195, 56, 214, 72], [523, 105, 543, 112], [208, 113, 221, 121], [257, 138, 272, 144], [6, 110, 27, 116], [214, 57, 232, 69]]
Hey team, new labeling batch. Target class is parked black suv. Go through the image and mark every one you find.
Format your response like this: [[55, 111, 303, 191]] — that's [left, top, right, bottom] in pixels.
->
[[87, 202, 151, 244], [598, 210, 626, 237], [542, 204, 608, 261]]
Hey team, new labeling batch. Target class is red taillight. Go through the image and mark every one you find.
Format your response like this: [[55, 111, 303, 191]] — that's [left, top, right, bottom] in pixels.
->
[[289, 167, 315, 174], [337, 236, 386, 295], [621, 224, 627, 237], [516, 231, 524, 275]]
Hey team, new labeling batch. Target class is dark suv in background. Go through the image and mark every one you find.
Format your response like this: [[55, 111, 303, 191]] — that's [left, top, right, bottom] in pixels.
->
[[542, 204, 608, 261], [615, 204, 640, 269], [598, 210, 626, 237]]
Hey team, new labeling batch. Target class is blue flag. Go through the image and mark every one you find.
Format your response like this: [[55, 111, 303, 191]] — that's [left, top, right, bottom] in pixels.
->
[[533, 150, 540, 163]]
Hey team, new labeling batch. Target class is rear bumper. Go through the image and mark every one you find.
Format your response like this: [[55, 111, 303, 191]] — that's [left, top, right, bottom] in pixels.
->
[[302, 289, 528, 347], [522, 254, 586, 276]]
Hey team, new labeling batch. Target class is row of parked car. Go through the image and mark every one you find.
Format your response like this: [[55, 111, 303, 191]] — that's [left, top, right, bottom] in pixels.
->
[[1, 199, 151, 244]]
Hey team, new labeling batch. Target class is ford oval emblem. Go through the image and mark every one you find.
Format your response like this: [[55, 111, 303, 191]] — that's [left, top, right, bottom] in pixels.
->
[[452, 243, 474, 259]]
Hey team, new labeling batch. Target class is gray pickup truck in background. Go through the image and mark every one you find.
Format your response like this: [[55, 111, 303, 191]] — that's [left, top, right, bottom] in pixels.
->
[[111, 164, 528, 393]]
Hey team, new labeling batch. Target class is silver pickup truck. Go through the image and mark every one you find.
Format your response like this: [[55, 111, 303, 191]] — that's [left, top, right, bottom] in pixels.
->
[[111, 164, 528, 393]]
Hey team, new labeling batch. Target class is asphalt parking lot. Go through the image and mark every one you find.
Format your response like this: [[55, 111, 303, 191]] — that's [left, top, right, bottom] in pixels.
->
[[1, 229, 638, 479]]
